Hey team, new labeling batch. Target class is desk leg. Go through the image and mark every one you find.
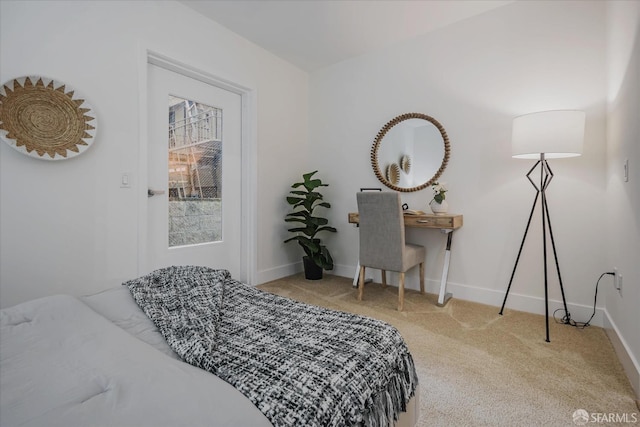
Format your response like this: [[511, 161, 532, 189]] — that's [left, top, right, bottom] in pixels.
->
[[352, 262, 374, 288], [437, 230, 454, 307]]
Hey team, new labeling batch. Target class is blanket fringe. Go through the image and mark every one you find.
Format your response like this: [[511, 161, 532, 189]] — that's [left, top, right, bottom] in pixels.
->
[[363, 351, 418, 427]]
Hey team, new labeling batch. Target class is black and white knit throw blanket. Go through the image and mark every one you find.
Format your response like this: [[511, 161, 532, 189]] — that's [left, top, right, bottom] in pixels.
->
[[124, 265, 418, 427]]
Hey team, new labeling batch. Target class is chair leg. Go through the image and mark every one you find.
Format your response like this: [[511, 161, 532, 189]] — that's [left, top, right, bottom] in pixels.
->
[[419, 262, 425, 294], [381, 270, 387, 288], [398, 272, 405, 311], [358, 265, 365, 301]]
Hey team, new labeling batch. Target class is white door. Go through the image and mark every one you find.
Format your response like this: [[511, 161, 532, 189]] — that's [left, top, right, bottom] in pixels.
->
[[147, 63, 242, 276]]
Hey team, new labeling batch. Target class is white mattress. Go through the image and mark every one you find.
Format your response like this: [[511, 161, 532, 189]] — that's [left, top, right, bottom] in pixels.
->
[[0, 293, 271, 427], [81, 286, 180, 360], [1, 287, 419, 427], [81, 286, 420, 427]]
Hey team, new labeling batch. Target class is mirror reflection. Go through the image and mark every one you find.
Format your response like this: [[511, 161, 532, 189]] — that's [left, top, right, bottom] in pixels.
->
[[371, 113, 450, 192]]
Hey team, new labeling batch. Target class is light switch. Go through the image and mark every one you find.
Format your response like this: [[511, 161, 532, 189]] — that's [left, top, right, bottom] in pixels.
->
[[121, 173, 131, 188]]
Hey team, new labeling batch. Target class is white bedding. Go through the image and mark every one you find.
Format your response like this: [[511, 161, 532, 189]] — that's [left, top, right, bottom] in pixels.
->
[[81, 286, 179, 360], [1, 287, 419, 427], [82, 286, 419, 427], [0, 294, 271, 427]]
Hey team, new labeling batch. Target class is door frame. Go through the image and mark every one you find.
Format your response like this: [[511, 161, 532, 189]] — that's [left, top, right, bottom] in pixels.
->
[[137, 47, 257, 285]]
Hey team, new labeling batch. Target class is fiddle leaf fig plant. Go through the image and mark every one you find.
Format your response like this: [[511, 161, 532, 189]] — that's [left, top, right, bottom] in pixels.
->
[[284, 171, 337, 270]]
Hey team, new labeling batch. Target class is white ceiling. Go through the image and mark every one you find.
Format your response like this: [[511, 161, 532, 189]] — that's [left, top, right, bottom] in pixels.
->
[[180, 0, 514, 72]]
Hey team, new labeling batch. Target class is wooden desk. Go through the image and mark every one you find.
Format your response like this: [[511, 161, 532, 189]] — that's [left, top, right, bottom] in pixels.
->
[[348, 212, 463, 306]]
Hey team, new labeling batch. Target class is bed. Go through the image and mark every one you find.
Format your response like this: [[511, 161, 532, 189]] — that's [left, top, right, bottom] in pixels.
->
[[0, 266, 419, 427]]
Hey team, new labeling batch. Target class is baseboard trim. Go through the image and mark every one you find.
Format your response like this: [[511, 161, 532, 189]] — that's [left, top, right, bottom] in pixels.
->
[[447, 280, 606, 328], [255, 262, 302, 285], [603, 309, 640, 401], [332, 264, 605, 326]]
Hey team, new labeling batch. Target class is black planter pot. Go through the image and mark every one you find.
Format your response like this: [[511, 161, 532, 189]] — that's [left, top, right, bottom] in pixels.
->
[[303, 256, 323, 280]]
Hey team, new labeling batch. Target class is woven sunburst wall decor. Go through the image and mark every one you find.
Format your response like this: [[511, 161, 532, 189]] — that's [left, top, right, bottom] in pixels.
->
[[0, 76, 97, 160]]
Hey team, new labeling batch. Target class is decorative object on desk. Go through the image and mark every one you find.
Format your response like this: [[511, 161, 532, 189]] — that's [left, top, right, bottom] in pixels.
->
[[386, 163, 400, 185], [284, 171, 337, 280], [403, 200, 425, 215], [499, 110, 585, 342], [429, 182, 448, 214], [371, 112, 450, 192], [403, 209, 425, 215], [0, 76, 97, 160], [429, 199, 448, 215], [401, 154, 411, 173]]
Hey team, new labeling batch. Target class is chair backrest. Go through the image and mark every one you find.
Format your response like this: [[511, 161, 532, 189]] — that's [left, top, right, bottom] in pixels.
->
[[356, 191, 405, 272]]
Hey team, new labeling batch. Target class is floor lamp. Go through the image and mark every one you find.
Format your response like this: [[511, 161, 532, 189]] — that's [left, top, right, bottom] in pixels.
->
[[499, 110, 586, 342]]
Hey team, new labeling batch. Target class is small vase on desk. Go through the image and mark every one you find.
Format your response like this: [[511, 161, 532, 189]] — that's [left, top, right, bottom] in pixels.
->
[[429, 199, 449, 215]]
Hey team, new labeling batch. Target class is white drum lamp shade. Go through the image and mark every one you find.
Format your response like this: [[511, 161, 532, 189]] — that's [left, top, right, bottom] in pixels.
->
[[512, 110, 585, 159]]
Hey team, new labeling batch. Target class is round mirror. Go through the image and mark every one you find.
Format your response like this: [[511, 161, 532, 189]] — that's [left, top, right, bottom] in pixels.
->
[[371, 113, 450, 192]]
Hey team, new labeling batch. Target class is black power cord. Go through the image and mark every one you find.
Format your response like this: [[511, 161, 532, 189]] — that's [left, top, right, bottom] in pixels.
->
[[553, 272, 615, 329]]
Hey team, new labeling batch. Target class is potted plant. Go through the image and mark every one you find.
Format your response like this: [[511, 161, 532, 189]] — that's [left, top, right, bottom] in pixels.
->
[[284, 171, 337, 280], [429, 181, 449, 214]]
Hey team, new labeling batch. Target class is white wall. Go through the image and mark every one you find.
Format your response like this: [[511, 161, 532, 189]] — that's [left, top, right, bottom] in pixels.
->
[[310, 1, 608, 321], [0, 0, 309, 307], [605, 0, 640, 398]]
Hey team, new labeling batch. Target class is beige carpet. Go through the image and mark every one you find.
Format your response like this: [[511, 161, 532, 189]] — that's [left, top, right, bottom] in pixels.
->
[[257, 274, 638, 427]]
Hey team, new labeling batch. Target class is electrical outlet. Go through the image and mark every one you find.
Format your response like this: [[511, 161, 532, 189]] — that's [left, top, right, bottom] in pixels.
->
[[624, 158, 629, 182], [613, 267, 623, 296], [617, 273, 623, 296]]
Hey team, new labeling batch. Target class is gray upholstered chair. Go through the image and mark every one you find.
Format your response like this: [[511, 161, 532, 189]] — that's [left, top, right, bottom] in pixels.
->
[[356, 192, 426, 311]]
